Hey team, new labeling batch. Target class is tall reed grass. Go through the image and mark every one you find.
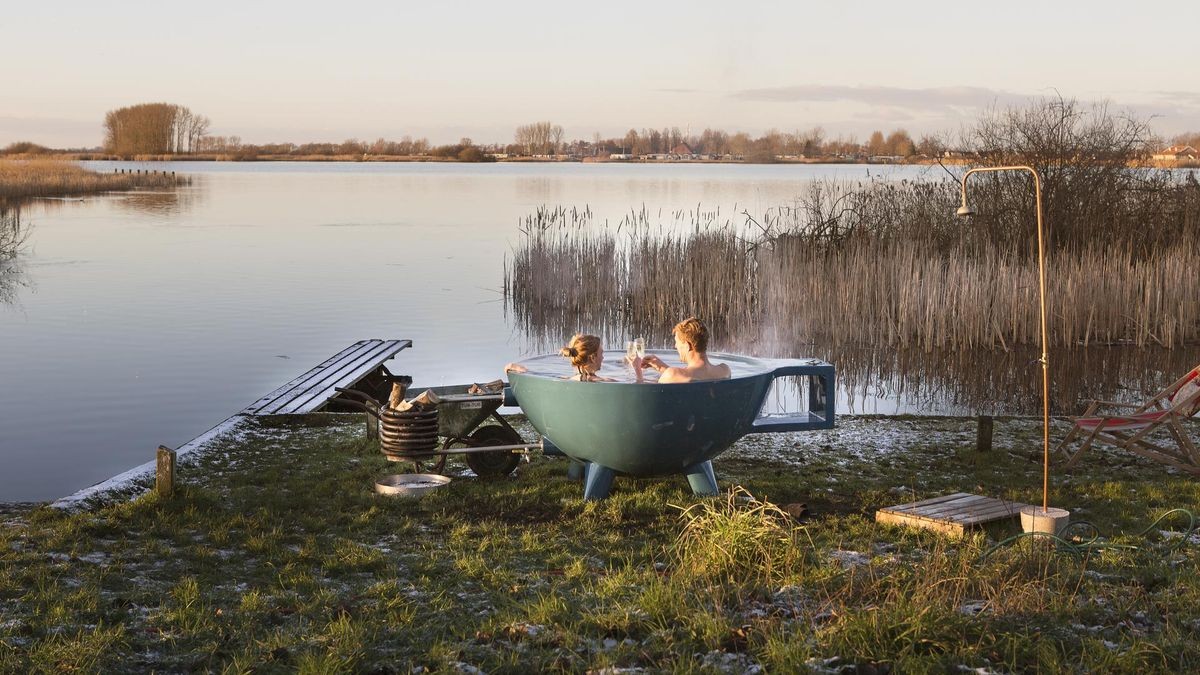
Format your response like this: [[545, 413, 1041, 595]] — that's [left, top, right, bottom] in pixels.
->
[[760, 238, 1200, 351], [505, 179, 1200, 354], [0, 159, 188, 200]]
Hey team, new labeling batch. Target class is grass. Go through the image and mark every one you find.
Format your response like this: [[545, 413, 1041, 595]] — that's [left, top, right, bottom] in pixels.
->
[[1, 413, 1198, 672], [0, 159, 188, 200]]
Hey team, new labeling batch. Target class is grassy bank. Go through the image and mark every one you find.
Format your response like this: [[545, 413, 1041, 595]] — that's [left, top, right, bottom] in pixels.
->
[[0, 159, 188, 200], [2, 414, 1198, 672]]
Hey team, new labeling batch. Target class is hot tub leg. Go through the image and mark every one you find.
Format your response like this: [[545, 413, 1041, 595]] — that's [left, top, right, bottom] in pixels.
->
[[685, 461, 719, 496], [582, 463, 615, 500], [566, 460, 587, 481]]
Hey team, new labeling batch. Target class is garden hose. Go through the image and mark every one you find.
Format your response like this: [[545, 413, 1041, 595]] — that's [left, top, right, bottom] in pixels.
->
[[979, 508, 1196, 560]]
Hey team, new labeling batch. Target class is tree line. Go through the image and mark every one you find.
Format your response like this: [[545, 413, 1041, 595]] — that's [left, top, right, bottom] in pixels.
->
[[2, 100, 1196, 162], [103, 103, 210, 155]]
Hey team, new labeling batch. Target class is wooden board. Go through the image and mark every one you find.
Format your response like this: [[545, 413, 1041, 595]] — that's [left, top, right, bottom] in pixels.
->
[[242, 339, 412, 415], [876, 492, 1028, 537]]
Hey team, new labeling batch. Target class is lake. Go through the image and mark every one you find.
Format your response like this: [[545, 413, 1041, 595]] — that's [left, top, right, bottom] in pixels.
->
[[0, 161, 1190, 501]]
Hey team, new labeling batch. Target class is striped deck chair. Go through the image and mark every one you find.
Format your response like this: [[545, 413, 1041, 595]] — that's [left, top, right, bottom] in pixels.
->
[[1055, 365, 1200, 474]]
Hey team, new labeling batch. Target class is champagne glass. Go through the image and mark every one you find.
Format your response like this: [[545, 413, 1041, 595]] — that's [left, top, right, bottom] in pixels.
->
[[634, 337, 645, 360], [625, 341, 638, 364]]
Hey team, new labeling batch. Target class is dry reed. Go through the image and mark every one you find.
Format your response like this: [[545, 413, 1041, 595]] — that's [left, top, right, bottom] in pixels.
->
[[761, 238, 1200, 351], [0, 159, 188, 200], [505, 205, 756, 347], [505, 196, 1200, 353]]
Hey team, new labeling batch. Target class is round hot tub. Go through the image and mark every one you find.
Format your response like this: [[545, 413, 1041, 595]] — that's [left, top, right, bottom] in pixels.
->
[[508, 351, 834, 499]]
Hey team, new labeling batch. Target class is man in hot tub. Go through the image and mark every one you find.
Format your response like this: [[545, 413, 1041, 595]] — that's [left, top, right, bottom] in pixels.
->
[[636, 317, 730, 383]]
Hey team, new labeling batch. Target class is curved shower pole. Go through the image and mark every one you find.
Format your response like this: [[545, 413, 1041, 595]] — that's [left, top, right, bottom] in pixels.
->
[[957, 165, 1051, 512]]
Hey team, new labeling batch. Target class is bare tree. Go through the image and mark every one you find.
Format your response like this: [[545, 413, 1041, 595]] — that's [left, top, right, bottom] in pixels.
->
[[104, 103, 211, 155], [188, 114, 210, 153], [174, 107, 192, 153], [885, 129, 915, 156], [867, 130, 886, 156], [622, 129, 639, 154], [965, 96, 1166, 253], [514, 121, 563, 155], [550, 125, 564, 154]]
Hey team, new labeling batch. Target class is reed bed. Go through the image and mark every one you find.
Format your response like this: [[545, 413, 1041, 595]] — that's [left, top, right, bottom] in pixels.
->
[[506, 200, 1200, 354], [505, 205, 756, 347], [761, 238, 1200, 351], [0, 159, 188, 200]]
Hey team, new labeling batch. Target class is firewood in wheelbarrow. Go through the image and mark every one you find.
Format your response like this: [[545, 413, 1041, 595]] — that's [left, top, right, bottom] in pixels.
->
[[467, 379, 505, 395], [387, 381, 410, 410], [403, 389, 441, 411]]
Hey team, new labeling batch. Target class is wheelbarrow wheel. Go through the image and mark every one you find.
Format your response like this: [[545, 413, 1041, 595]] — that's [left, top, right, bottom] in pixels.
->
[[462, 425, 522, 478]]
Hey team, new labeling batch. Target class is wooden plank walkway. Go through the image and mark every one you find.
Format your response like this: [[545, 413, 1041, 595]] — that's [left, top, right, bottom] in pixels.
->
[[55, 339, 412, 507], [242, 339, 412, 415], [876, 492, 1029, 537]]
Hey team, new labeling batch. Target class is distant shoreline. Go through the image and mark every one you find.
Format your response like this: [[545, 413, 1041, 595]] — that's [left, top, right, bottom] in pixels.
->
[[7, 152, 1194, 170], [39, 152, 948, 167]]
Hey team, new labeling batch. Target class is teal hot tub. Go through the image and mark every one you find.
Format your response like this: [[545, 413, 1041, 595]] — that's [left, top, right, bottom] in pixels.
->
[[507, 351, 835, 499]]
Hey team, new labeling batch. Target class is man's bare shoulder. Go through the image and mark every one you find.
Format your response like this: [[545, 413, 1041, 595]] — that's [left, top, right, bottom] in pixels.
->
[[658, 367, 687, 384], [660, 363, 730, 384]]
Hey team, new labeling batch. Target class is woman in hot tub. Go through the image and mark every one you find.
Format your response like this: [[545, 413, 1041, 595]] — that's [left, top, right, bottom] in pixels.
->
[[504, 334, 616, 382]]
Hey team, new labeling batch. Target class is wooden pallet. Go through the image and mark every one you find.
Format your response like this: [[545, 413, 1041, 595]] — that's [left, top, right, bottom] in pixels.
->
[[242, 339, 412, 415], [876, 492, 1028, 537]]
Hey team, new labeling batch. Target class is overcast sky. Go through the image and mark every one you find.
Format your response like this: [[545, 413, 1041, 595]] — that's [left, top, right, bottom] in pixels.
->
[[3, 0, 1198, 147]]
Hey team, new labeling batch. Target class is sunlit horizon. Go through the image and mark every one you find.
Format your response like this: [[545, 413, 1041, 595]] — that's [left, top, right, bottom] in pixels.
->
[[3, 0, 1199, 147]]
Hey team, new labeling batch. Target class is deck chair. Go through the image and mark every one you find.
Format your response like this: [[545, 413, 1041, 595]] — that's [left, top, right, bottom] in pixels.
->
[[1055, 365, 1200, 474]]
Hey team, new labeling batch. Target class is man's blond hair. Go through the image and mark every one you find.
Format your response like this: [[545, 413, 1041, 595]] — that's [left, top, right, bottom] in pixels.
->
[[673, 317, 709, 353]]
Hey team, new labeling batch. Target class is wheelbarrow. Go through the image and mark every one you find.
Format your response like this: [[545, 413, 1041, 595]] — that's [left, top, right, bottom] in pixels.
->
[[334, 383, 539, 477]]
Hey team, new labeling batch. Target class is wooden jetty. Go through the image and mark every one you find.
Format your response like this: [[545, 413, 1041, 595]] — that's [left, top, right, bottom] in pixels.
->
[[55, 339, 411, 507]]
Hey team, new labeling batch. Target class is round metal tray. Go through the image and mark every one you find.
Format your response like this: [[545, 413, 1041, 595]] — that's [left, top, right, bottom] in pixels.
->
[[374, 473, 451, 498]]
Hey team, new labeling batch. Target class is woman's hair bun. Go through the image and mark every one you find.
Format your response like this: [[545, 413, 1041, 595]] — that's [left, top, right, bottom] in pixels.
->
[[560, 346, 578, 358]]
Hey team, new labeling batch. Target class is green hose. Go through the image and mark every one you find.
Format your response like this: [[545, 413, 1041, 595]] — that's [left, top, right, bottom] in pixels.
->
[[979, 508, 1196, 560]]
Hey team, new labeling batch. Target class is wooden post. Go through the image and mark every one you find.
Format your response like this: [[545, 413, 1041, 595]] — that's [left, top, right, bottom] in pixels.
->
[[156, 445, 176, 497], [976, 416, 993, 453], [366, 411, 379, 440]]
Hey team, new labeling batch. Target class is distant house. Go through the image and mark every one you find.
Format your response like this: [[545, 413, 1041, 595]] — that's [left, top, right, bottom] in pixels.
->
[[1152, 145, 1198, 162], [609, 153, 633, 160], [670, 143, 695, 159]]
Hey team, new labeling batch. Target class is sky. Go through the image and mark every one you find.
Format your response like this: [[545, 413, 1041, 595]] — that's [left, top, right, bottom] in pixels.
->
[[3, 0, 1198, 148]]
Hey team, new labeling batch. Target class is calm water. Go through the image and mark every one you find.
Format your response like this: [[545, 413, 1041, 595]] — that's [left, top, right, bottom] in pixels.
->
[[0, 161, 1190, 501]]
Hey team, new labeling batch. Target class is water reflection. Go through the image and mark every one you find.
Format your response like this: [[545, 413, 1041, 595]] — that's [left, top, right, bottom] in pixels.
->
[[820, 345, 1198, 415], [507, 299, 1198, 416], [114, 188, 202, 217], [0, 203, 30, 305]]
